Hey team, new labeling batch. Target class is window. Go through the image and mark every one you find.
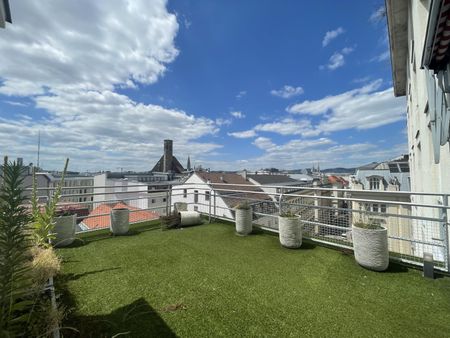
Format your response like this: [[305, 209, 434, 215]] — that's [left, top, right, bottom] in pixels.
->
[[205, 191, 210, 201], [194, 190, 199, 203], [380, 204, 387, 213], [183, 189, 187, 198], [194, 206, 198, 211], [369, 177, 380, 190], [372, 204, 379, 213], [163, 198, 166, 202], [151, 199, 155, 204]]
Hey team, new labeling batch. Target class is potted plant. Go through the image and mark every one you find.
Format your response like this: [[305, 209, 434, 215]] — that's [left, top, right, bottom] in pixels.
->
[[352, 220, 389, 271], [278, 211, 302, 249], [110, 207, 130, 235], [32, 158, 74, 248], [234, 201, 252, 236], [53, 210, 76, 247]]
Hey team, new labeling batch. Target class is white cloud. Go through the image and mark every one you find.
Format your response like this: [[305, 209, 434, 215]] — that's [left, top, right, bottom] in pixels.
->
[[322, 27, 345, 47], [0, 0, 179, 96], [371, 50, 390, 62], [228, 130, 257, 139], [370, 6, 386, 23], [270, 85, 304, 99], [236, 90, 247, 99], [252, 137, 276, 150], [0, 0, 223, 171], [215, 118, 232, 126], [254, 118, 319, 137], [230, 111, 245, 119], [3, 100, 28, 107], [0, 90, 221, 171], [287, 79, 406, 133], [321, 46, 354, 71]]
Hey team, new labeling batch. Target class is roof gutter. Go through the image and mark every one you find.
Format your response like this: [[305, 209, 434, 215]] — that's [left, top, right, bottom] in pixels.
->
[[422, 0, 443, 69]]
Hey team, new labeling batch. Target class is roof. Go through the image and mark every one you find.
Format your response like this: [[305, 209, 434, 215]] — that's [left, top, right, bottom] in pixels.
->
[[386, 0, 408, 96], [422, 0, 450, 70], [326, 175, 349, 186], [0, 0, 11, 28], [357, 162, 380, 170], [195, 172, 272, 208], [151, 155, 185, 174], [247, 174, 298, 185], [81, 202, 159, 230]]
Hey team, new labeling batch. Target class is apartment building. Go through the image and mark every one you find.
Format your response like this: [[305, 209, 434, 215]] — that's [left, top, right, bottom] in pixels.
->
[[386, 0, 450, 260]]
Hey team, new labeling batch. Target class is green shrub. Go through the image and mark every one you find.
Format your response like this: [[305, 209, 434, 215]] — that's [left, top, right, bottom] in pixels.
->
[[353, 222, 384, 230], [235, 201, 251, 210], [279, 210, 298, 218], [31, 158, 69, 247], [0, 157, 33, 336]]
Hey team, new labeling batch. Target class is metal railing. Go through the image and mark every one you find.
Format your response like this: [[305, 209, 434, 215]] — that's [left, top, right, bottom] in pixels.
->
[[29, 182, 450, 272]]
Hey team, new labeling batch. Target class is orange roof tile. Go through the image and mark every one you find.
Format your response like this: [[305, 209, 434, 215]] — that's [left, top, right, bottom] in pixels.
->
[[81, 202, 159, 230]]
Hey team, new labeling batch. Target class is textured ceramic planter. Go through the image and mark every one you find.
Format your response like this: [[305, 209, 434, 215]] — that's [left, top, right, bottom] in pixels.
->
[[53, 214, 76, 247], [278, 216, 302, 249], [179, 211, 201, 226], [110, 208, 129, 235], [352, 225, 389, 271], [235, 208, 252, 236]]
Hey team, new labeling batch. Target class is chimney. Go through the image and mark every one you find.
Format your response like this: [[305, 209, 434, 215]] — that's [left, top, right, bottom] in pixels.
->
[[240, 169, 247, 180], [163, 139, 173, 173]]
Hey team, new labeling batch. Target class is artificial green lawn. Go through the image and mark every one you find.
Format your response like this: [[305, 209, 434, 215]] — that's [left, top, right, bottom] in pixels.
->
[[57, 221, 450, 337]]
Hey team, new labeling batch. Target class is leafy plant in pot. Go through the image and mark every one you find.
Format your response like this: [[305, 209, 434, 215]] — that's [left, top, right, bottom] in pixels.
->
[[32, 158, 74, 248], [234, 201, 252, 236], [278, 210, 302, 249], [352, 211, 389, 271]]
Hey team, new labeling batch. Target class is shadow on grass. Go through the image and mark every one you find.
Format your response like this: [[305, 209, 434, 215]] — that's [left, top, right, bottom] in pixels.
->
[[59, 267, 122, 283], [384, 263, 409, 273], [67, 225, 162, 248], [60, 297, 177, 338], [57, 266, 176, 338]]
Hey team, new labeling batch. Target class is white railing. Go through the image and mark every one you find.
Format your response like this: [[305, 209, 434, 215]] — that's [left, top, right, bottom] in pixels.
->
[[29, 183, 450, 272]]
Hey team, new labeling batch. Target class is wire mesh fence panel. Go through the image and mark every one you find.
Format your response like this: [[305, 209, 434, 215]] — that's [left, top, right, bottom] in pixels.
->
[[26, 182, 449, 271]]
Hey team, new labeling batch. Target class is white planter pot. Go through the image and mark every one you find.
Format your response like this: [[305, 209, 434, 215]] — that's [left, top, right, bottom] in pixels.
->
[[235, 208, 252, 236], [179, 211, 201, 226], [53, 214, 76, 247], [352, 225, 389, 271], [110, 208, 130, 235], [278, 216, 302, 249]]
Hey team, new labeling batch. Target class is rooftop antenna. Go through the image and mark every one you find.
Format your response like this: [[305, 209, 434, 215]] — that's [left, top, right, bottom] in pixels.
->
[[37, 130, 41, 169]]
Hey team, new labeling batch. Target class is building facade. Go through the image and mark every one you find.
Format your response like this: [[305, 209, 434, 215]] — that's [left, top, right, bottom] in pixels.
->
[[350, 156, 412, 255], [386, 0, 450, 261]]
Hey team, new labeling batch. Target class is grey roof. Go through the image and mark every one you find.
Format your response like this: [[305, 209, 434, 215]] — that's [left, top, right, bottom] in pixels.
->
[[357, 162, 379, 170], [151, 155, 184, 173], [247, 174, 298, 185]]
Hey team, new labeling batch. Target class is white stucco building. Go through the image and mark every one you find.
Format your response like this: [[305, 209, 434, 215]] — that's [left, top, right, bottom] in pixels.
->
[[171, 171, 273, 219], [386, 0, 450, 261], [93, 173, 165, 211]]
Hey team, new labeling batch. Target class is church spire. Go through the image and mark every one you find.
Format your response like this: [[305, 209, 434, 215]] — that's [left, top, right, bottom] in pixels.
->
[[187, 155, 191, 171]]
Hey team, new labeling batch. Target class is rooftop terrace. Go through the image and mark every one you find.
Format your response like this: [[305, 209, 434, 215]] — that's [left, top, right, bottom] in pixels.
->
[[57, 221, 450, 337]]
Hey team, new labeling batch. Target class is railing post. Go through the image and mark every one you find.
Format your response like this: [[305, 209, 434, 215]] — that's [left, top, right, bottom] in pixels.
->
[[279, 193, 283, 215], [165, 189, 169, 216], [213, 190, 216, 220], [442, 194, 450, 273], [208, 189, 213, 223]]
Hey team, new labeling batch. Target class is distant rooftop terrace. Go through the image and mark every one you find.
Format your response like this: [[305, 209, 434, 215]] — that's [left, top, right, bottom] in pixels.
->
[[57, 221, 450, 337]]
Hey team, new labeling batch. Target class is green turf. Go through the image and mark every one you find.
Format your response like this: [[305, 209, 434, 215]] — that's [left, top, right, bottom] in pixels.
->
[[57, 222, 450, 338]]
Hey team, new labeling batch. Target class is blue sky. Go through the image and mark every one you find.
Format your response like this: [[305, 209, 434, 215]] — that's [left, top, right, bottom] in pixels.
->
[[0, 0, 406, 172]]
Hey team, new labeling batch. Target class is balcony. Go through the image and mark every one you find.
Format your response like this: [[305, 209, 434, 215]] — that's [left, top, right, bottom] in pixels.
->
[[35, 182, 450, 335], [57, 220, 450, 337]]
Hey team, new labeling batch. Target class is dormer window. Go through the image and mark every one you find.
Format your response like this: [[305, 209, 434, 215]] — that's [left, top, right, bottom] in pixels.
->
[[369, 177, 381, 190]]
